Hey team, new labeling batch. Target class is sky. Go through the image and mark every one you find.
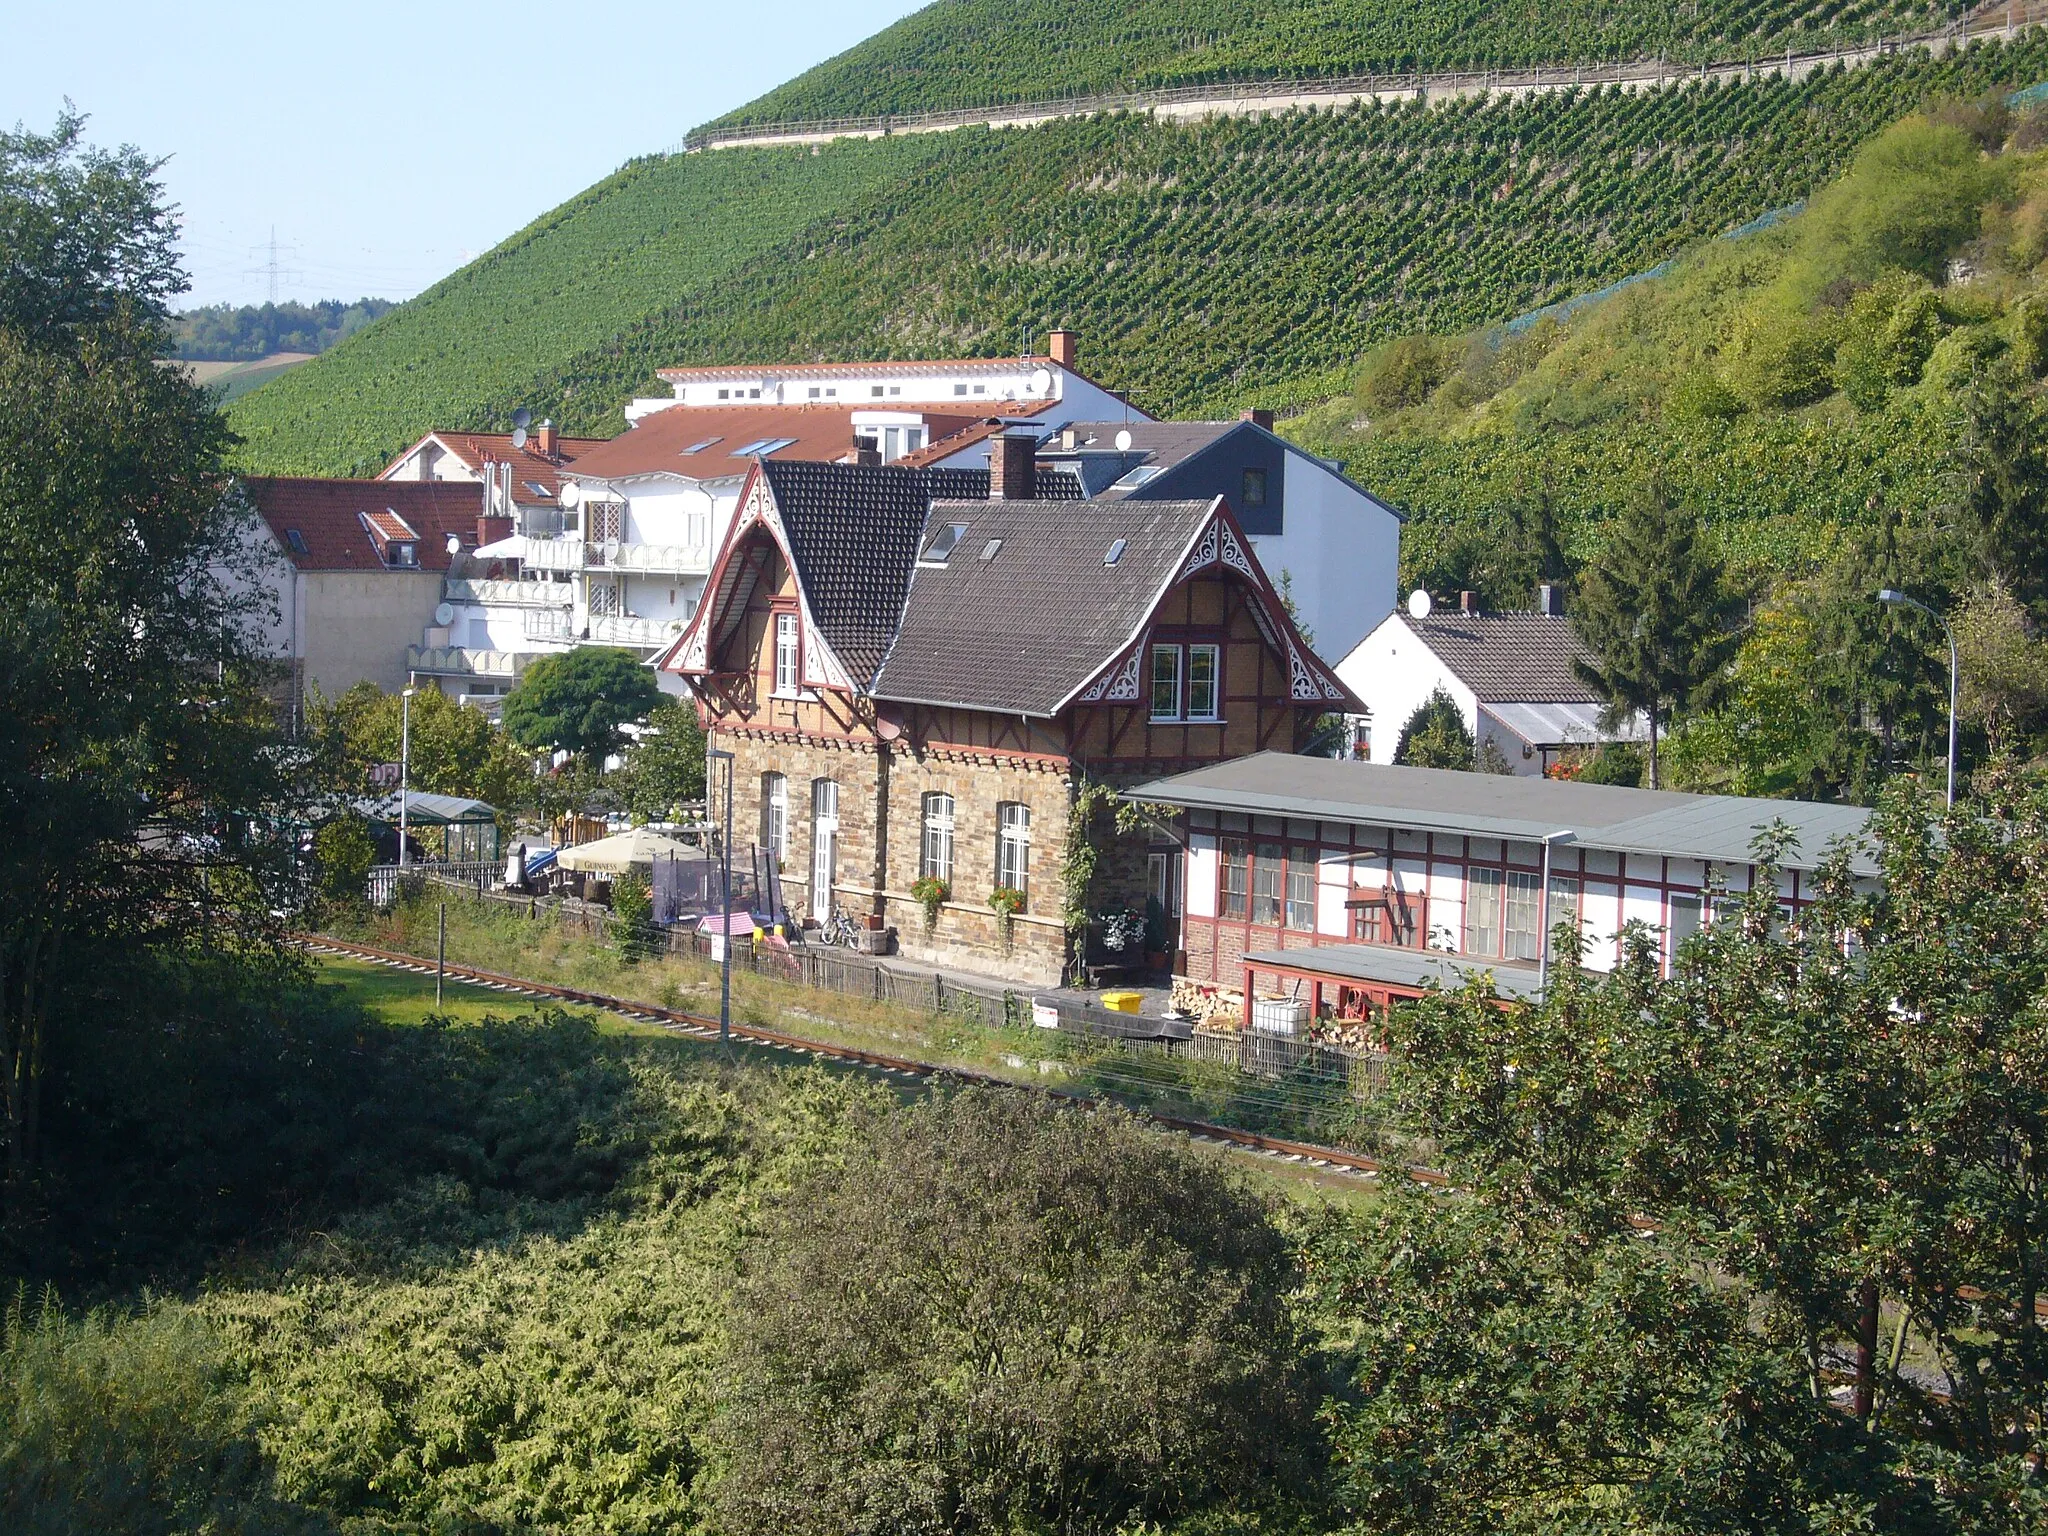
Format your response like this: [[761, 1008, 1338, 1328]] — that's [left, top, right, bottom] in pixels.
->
[[9, 0, 928, 310]]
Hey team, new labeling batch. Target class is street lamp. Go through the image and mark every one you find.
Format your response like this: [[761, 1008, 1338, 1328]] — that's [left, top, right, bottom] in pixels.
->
[[399, 682, 418, 867], [1537, 829, 1577, 1000], [706, 745, 735, 1044], [1876, 589, 1958, 808]]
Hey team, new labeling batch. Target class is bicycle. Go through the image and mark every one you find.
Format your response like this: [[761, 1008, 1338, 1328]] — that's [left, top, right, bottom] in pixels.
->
[[818, 907, 863, 949]]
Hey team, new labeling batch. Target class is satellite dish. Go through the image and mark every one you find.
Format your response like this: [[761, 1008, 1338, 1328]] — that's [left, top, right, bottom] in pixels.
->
[[512, 407, 532, 430], [558, 480, 583, 509], [1407, 589, 1433, 620], [444, 533, 462, 556], [434, 602, 455, 626], [1115, 428, 1134, 452], [510, 426, 528, 451], [1028, 367, 1053, 397]]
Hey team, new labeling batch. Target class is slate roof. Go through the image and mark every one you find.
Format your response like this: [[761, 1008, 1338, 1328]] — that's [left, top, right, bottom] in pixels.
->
[[1405, 611, 1599, 702], [241, 477, 483, 572], [1129, 753, 1877, 876], [873, 498, 1218, 717]]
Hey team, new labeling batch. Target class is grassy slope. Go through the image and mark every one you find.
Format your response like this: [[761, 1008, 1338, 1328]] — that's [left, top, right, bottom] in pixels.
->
[[228, 136, 944, 477], [708, 0, 1964, 129]]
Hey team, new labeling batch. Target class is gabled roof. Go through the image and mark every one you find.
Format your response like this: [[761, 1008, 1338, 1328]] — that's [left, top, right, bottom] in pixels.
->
[[1129, 753, 1877, 876], [381, 430, 609, 502], [241, 477, 482, 572], [1404, 611, 1600, 703], [873, 498, 1220, 716], [564, 402, 1054, 485]]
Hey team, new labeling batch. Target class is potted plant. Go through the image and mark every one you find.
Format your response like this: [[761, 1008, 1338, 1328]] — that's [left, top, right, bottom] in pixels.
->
[[909, 875, 950, 934], [989, 884, 1025, 948]]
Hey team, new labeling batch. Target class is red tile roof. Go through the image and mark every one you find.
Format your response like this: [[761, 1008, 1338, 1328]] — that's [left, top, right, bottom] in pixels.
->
[[655, 355, 1065, 381], [381, 430, 612, 502], [242, 477, 483, 572], [564, 401, 1056, 483]]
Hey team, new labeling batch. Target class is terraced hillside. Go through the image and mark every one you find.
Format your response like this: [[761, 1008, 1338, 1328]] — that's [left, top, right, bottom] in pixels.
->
[[229, 136, 943, 476], [707, 0, 1970, 130], [230, 36, 2048, 475]]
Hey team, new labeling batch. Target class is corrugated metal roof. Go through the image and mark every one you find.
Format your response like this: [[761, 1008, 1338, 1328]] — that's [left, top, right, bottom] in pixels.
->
[[1482, 700, 1645, 746], [1128, 753, 1875, 875]]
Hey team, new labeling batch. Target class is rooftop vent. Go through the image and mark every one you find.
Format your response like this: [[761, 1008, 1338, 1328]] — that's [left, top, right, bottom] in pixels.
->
[[979, 538, 1003, 561], [1104, 537, 1127, 567], [1537, 583, 1565, 616], [1460, 590, 1480, 615]]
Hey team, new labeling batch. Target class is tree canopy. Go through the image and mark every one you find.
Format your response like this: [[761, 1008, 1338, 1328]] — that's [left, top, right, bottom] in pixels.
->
[[500, 648, 662, 771]]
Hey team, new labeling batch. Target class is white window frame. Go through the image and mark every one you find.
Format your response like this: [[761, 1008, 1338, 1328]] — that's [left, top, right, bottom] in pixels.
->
[[1465, 866, 1504, 958], [921, 791, 956, 885], [1149, 645, 1183, 722], [997, 803, 1031, 901], [762, 773, 788, 861], [773, 611, 800, 695], [1186, 643, 1220, 722]]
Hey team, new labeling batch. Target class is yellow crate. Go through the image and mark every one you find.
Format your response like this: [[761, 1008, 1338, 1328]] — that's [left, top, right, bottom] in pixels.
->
[[1100, 990, 1143, 1015]]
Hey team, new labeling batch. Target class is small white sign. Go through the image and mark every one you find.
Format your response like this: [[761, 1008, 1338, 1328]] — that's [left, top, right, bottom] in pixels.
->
[[1031, 999, 1061, 1030]]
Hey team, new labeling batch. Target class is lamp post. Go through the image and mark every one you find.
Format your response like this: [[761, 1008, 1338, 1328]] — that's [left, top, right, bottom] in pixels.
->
[[706, 745, 735, 1044], [1876, 589, 1958, 808], [1537, 829, 1578, 1000], [399, 682, 417, 867]]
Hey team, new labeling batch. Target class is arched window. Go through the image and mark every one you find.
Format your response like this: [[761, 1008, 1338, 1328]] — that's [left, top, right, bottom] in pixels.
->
[[921, 792, 955, 885], [996, 803, 1031, 902], [760, 773, 787, 861]]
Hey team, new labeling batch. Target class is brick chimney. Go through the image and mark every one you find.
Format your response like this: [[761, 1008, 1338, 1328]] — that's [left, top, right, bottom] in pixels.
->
[[1240, 408, 1275, 430], [1047, 330, 1078, 368], [1460, 590, 1480, 615], [1537, 582, 1564, 616], [994, 431, 1036, 501], [536, 419, 557, 457], [477, 513, 513, 548]]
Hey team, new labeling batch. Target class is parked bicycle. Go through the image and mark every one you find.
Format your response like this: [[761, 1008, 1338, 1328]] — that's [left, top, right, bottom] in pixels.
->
[[817, 907, 863, 949]]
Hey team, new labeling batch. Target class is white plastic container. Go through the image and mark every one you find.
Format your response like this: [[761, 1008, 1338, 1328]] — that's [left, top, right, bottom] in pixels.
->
[[1250, 997, 1310, 1036]]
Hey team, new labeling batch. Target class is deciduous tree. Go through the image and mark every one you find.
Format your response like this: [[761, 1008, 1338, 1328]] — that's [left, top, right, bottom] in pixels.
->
[[500, 648, 660, 773]]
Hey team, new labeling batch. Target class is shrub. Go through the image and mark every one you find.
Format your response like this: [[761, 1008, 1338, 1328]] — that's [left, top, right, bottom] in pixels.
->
[[310, 815, 375, 910], [1394, 687, 1475, 770], [712, 1089, 1316, 1536]]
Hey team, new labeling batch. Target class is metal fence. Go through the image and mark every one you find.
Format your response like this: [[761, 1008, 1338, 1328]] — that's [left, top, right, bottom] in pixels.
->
[[365, 861, 504, 907]]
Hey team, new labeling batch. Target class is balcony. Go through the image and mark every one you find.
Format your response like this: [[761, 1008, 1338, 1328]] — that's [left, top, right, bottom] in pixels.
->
[[405, 646, 539, 680], [590, 613, 687, 647], [606, 542, 710, 576], [444, 577, 564, 608]]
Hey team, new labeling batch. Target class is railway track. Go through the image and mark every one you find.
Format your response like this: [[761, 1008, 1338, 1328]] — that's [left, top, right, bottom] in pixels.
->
[[301, 934, 1442, 1188]]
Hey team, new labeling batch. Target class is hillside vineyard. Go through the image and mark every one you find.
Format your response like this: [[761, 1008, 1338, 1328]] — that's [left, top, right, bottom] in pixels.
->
[[710, 0, 1973, 128], [230, 38, 2048, 476]]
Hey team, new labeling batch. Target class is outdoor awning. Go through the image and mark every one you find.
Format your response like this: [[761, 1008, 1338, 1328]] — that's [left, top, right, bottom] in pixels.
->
[[555, 827, 701, 874], [360, 791, 497, 826], [1242, 943, 1544, 1001]]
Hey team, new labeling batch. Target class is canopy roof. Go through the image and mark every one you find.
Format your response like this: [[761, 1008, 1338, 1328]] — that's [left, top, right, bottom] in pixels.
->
[[362, 791, 497, 826]]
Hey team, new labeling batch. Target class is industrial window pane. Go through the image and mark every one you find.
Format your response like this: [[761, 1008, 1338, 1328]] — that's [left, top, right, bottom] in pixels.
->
[[921, 792, 955, 885], [1285, 853, 1315, 932], [1220, 837, 1249, 920], [1505, 870, 1542, 961], [1252, 842, 1284, 926], [1186, 644, 1219, 721], [1150, 645, 1182, 721], [1465, 866, 1503, 957]]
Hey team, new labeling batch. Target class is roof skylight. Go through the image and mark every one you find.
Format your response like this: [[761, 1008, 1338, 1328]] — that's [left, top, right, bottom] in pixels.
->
[[680, 437, 724, 455], [1104, 538, 1127, 567], [733, 437, 798, 457], [920, 523, 970, 565], [979, 538, 1002, 561], [1110, 465, 1165, 491], [525, 481, 553, 498], [284, 528, 308, 556]]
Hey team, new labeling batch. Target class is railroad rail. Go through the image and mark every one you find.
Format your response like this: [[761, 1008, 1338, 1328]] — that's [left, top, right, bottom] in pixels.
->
[[300, 934, 1441, 1186]]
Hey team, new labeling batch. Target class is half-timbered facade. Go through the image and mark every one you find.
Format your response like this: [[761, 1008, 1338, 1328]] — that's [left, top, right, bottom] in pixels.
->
[[1128, 752, 1878, 1025], [661, 445, 1355, 985]]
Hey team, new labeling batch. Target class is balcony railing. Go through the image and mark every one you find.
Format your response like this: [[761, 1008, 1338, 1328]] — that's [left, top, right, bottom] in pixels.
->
[[405, 646, 537, 679], [506, 537, 711, 577], [444, 577, 565, 608], [590, 614, 687, 647]]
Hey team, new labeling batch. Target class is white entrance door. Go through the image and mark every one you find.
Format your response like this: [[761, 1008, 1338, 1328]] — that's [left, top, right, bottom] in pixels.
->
[[810, 779, 839, 919]]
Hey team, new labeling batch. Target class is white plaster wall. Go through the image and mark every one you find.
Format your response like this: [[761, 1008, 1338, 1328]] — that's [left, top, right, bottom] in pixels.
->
[[1335, 614, 1479, 763], [302, 569, 442, 694], [1245, 455, 1400, 665], [1475, 706, 1546, 778]]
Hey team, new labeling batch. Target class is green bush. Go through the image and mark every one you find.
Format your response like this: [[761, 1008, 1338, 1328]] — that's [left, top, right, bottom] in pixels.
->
[[713, 1089, 1317, 1536], [310, 815, 374, 909]]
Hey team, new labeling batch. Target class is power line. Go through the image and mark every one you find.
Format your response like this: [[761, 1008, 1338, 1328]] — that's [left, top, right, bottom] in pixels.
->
[[242, 225, 304, 304]]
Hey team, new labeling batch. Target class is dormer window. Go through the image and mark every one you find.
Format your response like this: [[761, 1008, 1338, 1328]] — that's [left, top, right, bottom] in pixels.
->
[[388, 542, 417, 568]]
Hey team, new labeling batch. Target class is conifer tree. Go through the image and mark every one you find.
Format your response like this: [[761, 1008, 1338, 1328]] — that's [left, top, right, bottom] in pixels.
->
[[1572, 484, 1743, 788]]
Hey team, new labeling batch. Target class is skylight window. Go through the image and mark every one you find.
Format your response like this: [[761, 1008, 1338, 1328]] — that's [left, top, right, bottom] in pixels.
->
[[284, 528, 308, 556], [979, 538, 1002, 561], [680, 437, 724, 455], [1111, 465, 1165, 491], [1104, 538, 1127, 567], [733, 437, 798, 457], [525, 481, 552, 498], [920, 523, 970, 565]]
